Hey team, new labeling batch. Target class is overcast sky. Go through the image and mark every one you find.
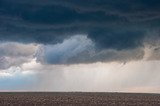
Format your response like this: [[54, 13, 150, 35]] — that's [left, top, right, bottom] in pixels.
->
[[0, 0, 160, 92]]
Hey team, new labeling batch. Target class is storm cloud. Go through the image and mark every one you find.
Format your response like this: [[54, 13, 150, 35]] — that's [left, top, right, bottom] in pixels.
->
[[0, 0, 160, 48], [0, 0, 160, 64]]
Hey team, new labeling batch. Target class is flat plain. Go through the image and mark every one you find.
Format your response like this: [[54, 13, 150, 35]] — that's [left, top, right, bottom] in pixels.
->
[[0, 92, 160, 106]]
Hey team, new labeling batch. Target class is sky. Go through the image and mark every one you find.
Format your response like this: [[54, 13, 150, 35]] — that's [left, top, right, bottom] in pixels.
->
[[0, 0, 160, 93]]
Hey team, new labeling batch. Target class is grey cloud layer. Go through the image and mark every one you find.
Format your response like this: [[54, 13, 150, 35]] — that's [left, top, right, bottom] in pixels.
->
[[0, 42, 37, 69]]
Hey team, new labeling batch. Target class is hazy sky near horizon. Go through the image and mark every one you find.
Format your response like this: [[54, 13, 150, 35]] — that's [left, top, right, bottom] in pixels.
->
[[0, 0, 160, 92]]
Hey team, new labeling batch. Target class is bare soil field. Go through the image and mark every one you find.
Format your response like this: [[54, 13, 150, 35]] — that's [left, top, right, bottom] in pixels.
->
[[0, 92, 160, 106]]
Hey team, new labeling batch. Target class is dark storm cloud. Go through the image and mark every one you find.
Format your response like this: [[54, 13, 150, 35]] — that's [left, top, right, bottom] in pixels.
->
[[0, 0, 160, 49]]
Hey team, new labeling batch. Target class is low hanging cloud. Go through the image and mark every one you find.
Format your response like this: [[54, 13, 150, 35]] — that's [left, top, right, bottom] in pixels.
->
[[35, 35, 145, 64], [35, 35, 94, 64], [0, 35, 158, 68]]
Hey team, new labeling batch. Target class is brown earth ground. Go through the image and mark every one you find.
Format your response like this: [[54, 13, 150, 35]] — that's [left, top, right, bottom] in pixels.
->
[[0, 92, 160, 106]]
